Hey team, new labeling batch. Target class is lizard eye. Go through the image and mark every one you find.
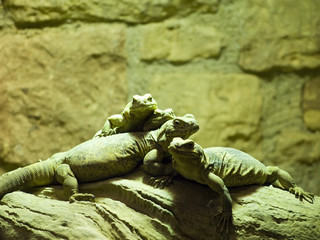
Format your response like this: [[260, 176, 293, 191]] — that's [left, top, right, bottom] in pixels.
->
[[173, 119, 180, 126], [132, 96, 138, 103]]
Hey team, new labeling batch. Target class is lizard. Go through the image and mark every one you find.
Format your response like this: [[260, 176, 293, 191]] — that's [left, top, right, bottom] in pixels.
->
[[143, 108, 176, 131], [0, 115, 199, 203], [94, 93, 157, 137], [167, 137, 315, 233]]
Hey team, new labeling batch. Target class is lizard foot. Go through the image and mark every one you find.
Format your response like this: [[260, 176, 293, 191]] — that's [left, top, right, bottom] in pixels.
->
[[149, 175, 174, 189], [69, 193, 95, 203], [289, 187, 314, 203], [215, 210, 233, 234]]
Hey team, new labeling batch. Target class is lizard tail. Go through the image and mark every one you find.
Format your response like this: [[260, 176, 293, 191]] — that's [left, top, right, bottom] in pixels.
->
[[0, 159, 57, 199]]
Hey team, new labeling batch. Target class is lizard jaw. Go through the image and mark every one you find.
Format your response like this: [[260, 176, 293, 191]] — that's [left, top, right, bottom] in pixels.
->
[[168, 138, 199, 157]]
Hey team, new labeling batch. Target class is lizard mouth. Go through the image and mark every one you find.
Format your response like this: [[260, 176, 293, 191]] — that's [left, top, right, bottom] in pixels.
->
[[168, 138, 200, 157], [131, 103, 157, 111], [169, 123, 199, 139], [169, 148, 199, 158]]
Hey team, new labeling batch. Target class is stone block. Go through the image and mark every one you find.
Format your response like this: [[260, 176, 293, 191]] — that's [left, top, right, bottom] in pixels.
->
[[239, 0, 320, 72], [3, 0, 220, 27], [0, 23, 127, 167], [148, 73, 262, 157], [302, 78, 320, 131], [140, 20, 225, 62], [275, 130, 320, 164]]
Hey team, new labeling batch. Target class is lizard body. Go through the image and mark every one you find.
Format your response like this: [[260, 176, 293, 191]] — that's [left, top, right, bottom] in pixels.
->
[[168, 138, 314, 232], [0, 115, 199, 202], [201, 147, 268, 187], [95, 93, 157, 137]]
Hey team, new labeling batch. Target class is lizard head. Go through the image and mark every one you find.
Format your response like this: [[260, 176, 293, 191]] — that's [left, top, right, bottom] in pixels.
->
[[154, 108, 175, 118], [130, 93, 157, 114], [168, 137, 204, 160], [160, 114, 199, 139], [143, 108, 176, 131], [156, 114, 199, 151]]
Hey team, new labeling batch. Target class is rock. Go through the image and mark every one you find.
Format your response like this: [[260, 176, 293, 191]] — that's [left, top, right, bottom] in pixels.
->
[[3, 0, 220, 27], [148, 73, 262, 158], [259, 76, 320, 195], [139, 19, 225, 62], [0, 4, 13, 29], [302, 78, 320, 131], [0, 169, 319, 240], [274, 130, 320, 165], [239, 0, 320, 72], [0, 23, 127, 167]]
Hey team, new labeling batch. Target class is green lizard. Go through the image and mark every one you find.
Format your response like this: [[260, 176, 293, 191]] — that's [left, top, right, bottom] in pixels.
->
[[167, 137, 314, 233], [0, 115, 199, 202], [95, 93, 157, 137], [143, 108, 176, 131]]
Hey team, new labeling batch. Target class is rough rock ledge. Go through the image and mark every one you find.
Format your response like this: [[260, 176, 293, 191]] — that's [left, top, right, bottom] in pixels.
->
[[0, 169, 319, 240]]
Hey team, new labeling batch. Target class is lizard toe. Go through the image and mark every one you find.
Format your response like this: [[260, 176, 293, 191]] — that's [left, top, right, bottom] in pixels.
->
[[289, 187, 314, 203]]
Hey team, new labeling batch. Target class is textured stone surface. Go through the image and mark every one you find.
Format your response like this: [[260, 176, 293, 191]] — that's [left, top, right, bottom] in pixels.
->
[[3, 0, 220, 27], [140, 20, 225, 62], [0, 169, 319, 240], [149, 73, 262, 157], [0, 23, 127, 168], [0, 4, 12, 29], [302, 78, 320, 131], [259, 76, 320, 194], [239, 0, 320, 72]]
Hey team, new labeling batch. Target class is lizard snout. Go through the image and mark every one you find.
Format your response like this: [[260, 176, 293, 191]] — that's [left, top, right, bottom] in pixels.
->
[[169, 138, 195, 151]]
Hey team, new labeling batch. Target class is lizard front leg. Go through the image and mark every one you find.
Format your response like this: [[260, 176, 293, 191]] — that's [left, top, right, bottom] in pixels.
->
[[143, 148, 176, 188], [203, 172, 233, 233], [95, 114, 122, 137], [55, 164, 95, 203]]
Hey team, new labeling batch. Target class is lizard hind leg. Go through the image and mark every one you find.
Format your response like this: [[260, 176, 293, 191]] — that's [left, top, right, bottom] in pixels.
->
[[55, 164, 95, 203], [265, 166, 314, 203]]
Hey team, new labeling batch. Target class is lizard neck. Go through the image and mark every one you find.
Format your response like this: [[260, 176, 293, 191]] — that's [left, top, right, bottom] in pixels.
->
[[150, 129, 173, 154], [136, 131, 159, 157]]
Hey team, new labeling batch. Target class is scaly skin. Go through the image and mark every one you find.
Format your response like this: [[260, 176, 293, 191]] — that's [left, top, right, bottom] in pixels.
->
[[0, 115, 199, 202], [95, 93, 157, 137], [167, 138, 314, 233], [143, 108, 176, 131]]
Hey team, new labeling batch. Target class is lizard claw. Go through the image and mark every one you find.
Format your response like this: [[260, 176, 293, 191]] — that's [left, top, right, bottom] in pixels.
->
[[148, 175, 174, 189], [69, 193, 95, 203], [289, 187, 314, 203], [215, 210, 233, 234]]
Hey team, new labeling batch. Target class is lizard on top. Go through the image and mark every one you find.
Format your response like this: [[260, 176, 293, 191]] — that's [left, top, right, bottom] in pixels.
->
[[95, 93, 174, 137]]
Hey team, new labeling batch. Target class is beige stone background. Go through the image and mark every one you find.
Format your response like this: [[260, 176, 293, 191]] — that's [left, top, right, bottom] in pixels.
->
[[0, 0, 319, 196]]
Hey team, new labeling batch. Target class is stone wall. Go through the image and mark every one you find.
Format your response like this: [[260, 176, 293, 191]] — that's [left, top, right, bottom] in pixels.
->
[[1, 0, 320, 195]]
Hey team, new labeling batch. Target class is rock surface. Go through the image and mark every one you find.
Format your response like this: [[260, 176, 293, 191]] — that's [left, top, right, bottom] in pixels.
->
[[0, 23, 127, 168], [302, 78, 320, 131], [139, 19, 225, 62], [3, 0, 220, 27], [238, 0, 320, 72], [0, 169, 319, 240]]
